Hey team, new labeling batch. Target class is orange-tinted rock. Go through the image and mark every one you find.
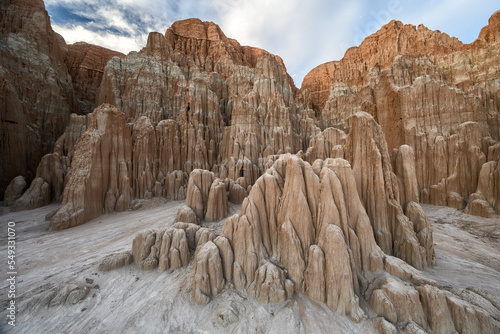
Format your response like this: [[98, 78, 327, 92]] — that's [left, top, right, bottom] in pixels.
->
[[65, 42, 124, 113], [478, 10, 500, 45], [299, 11, 500, 217], [299, 20, 463, 110]]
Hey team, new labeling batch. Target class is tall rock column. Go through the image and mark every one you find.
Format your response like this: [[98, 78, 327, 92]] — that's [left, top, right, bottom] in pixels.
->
[[304, 113, 434, 269], [50, 104, 133, 230]]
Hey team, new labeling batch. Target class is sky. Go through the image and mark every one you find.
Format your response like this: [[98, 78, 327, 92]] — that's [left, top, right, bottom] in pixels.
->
[[45, 0, 499, 87]]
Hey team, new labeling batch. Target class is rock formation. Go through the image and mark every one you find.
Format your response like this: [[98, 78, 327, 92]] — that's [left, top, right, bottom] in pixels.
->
[[465, 142, 500, 217], [217, 154, 379, 319], [23, 11, 496, 239], [227, 179, 248, 204], [38, 15, 308, 220], [205, 178, 229, 222], [14, 10, 496, 332], [300, 20, 463, 111], [3, 175, 26, 206], [299, 13, 500, 217], [129, 219, 222, 274], [131, 226, 191, 271], [185, 169, 215, 220], [11, 113, 90, 211], [36, 17, 315, 227], [204, 155, 497, 331], [64, 42, 124, 114], [193, 241, 225, 305], [306, 112, 434, 269], [97, 18, 315, 182], [0, 0, 75, 198], [4, 3, 499, 224], [180, 170, 230, 222], [49, 104, 133, 230], [128, 154, 497, 333], [98, 252, 133, 272], [12, 177, 51, 211], [174, 205, 199, 225]]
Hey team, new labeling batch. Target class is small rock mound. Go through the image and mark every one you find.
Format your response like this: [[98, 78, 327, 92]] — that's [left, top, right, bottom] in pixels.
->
[[3, 176, 26, 206], [98, 252, 133, 271]]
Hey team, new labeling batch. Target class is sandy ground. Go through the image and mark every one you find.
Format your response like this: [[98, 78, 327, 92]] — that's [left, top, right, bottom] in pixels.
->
[[422, 204, 500, 295], [0, 200, 498, 333], [0, 201, 375, 333]]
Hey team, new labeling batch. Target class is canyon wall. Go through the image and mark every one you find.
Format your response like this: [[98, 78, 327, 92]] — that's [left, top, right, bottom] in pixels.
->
[[65, 42, 124, 113], [0, 0, 74, 198], [0, 0, 124, 199], [5, 7, 497, 230], [299, 11, 500, 216], [2, 2, 499, 332]]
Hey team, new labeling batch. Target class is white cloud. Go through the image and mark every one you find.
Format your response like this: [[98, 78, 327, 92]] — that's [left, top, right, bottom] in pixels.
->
[[95, 7, 138, 35], [47, 0, 367, 85], [52, 24, 146, 53], [46, 0, 498, 87], [205, 0, 364, 86]]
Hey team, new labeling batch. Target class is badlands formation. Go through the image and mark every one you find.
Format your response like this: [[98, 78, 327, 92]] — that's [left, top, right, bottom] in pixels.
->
[[1, 0, 500, 333]]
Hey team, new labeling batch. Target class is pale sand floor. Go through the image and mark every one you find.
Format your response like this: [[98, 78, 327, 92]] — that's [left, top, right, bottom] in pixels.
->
[[0, 200, 498, 333]]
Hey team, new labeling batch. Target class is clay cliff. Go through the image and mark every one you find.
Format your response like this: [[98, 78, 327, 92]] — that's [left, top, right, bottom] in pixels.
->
[[35, 18, 304, 230], [299, 11, 500, 217], [0, 0, 74, 198], [93, 17, 314, 205], [65, 42, 125, 113], [299, 20, 463, 111], [6, 9, 495, 231], [48, 11, 499, 220], [0, 0, 124, 200], [2, 2, 500, 332], [9, 6, 498, 221], [49, 104, 132, 230]]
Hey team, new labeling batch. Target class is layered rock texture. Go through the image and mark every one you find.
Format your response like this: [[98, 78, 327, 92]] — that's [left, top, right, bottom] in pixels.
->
[[26, 17, 306, 227], [7, 8, 498, 222], [49, 104, 133, 230], [305, 112, 435, 269], [97, 18, 311, 181], [0, 0, 125, 200], [2, 3, 500, 332], [65, 42, 125, 113], [130, 154, 498, 333], [299, 11, 500, 217], [0, 0, 74, 198]]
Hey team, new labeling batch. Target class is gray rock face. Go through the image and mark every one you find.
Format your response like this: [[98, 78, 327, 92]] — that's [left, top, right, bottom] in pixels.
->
[[3, 175, 26, 206], [0, 0, 75, 199]]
